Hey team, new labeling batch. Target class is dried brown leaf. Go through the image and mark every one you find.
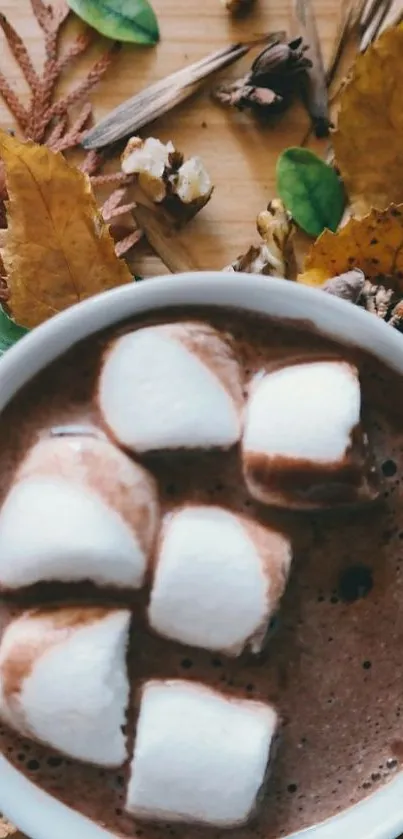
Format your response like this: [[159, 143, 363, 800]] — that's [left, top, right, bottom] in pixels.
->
[[299, 204, 403, 289], [333, 23, 403, 215], [0, 132, 132, 328]]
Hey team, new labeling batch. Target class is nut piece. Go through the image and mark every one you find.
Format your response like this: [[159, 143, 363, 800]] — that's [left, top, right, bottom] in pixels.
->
[[224, 198, 296, 279], [121, 136, 213, 222]]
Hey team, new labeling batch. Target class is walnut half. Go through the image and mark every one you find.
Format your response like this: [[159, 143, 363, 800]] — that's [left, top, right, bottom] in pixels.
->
[[121, 136, 213, 223]]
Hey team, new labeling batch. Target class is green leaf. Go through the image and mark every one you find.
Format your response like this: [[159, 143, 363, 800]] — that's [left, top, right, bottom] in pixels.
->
[[67, 0, 159, 45], [0, 307, 28, 357], [276, 148, 345, 238]]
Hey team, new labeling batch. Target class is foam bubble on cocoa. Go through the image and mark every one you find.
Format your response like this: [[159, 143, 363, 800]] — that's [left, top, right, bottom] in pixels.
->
[[0, 607, 131, 766], [242, 360, 377, 508], [97, 322, 243, 453], [148, 505, 292, 655], [0, 435, 159, 590], [126, 679, 278, 826]]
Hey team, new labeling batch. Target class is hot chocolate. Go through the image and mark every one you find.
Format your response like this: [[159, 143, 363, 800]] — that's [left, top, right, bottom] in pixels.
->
[[0, 305, 402, 839]]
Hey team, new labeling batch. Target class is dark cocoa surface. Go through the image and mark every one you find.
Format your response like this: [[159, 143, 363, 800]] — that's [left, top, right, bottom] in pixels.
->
[[0, 307, 403, 838]]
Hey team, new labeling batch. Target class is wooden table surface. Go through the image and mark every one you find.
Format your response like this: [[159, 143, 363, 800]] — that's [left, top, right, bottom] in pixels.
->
[[0, 0, 345, 836]]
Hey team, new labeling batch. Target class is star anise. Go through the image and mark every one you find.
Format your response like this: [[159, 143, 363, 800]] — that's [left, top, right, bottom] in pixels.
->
[[213, 37, 312, 115]]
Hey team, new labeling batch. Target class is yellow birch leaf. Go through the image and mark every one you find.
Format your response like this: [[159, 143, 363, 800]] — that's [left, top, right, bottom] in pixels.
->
[[296, 267, 328, 287], [0, 132, 132, 329], [333, 24, 403, 216], [298, 205, 403, 289]]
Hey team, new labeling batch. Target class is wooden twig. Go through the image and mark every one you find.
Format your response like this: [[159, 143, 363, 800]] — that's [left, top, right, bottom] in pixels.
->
[[82, 33, 281, 150], [291, 0, 330, 137], [132, 205, 200, 273]]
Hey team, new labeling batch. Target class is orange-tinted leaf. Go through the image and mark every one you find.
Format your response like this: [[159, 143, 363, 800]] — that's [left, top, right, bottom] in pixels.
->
[[299, 205, 403, 290], [333, 24, 403, 216], [0, 132, 132, 328]]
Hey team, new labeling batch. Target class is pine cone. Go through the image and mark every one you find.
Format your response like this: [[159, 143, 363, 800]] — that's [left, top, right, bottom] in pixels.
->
[[213, 37, 312, 115]]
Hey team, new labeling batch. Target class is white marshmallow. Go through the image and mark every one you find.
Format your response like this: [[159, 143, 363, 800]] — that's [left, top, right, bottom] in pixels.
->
[[0, 608, 131, 767], [148, 505, 291, 655], [126, 680, 277, 826], [242, 360, 367, 508], [98, 322, 243, 453], [0, 435, 159, 589]]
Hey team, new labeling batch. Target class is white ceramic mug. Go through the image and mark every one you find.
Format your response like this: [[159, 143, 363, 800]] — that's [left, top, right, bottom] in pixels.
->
[[0, 272, 402, 839]]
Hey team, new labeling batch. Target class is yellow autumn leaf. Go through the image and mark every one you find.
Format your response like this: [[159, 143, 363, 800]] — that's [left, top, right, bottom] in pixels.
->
[[298, 204, 403, 288], [0, 132, 132, 329], [333, 24, 403, 216]]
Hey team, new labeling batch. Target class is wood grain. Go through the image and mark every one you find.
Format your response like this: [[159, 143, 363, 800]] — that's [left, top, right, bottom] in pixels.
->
[[0, 0, 332, 836]]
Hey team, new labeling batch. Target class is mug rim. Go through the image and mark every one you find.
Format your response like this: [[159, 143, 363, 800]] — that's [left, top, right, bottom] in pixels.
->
[[0, 271, 402, 839]]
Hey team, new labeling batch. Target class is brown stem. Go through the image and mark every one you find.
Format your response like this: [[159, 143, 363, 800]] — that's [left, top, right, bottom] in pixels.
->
[[80, 149, 104, 176], [0, 73, 29, 132], [115, 229, 143, 257], [56, 31, 93, 75], [90, 171, 134, 186], [0, 13, 40, 91], [29, 0, 52, 32], [45, 116, 68, 147], [44, 45, 120, 122], [291, 0, 329, 137]]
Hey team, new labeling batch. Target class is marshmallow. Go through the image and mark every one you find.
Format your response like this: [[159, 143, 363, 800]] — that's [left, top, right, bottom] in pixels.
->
[[126, 680, 278, 826], [0, 434, 159, 589], [0, 607, 131, 766], [242, 360, 377, 509], [148, 505, 291, 655], [97, 322, 243, 453]]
